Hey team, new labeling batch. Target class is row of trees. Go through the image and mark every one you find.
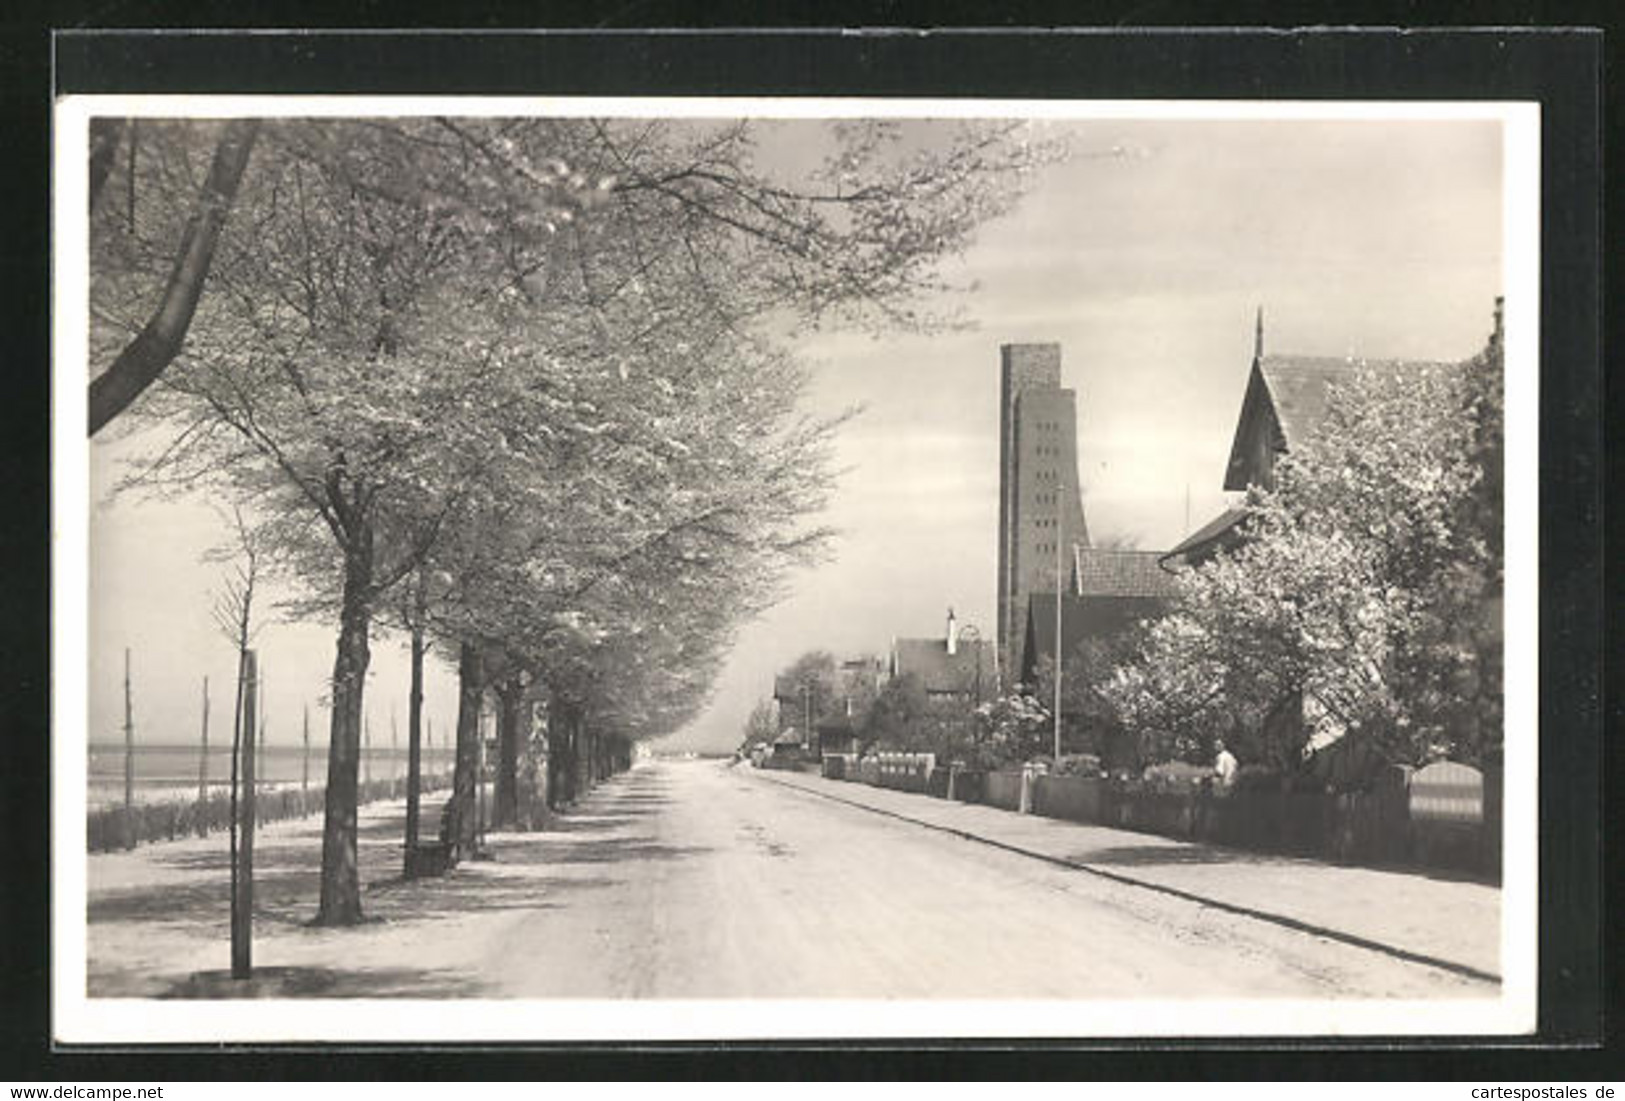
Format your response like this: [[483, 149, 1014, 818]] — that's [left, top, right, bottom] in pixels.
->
[[92, 116, 1057, 924]]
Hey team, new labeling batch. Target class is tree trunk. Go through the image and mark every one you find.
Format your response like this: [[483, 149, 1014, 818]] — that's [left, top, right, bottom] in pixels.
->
[[402, 573, 426, 877], [449, 640, 486, 858], [545, 696, 568, 811], [314, 545, 372, 927], [547, 695, 581, 809], [574, 723, 592, 797], [89, 119, 261, 436], [89, 118, 127, 214], [492, 676, 524, 830]]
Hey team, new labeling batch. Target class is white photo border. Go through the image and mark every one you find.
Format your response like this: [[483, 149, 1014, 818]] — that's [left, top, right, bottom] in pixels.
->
[[52, 94, 1541, 1044]]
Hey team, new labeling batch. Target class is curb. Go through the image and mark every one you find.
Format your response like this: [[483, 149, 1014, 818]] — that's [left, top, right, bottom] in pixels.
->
[[753, 770, 1500, 986]]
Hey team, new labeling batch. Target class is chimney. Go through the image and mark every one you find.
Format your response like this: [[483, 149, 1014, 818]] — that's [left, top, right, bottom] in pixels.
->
[[946, 607, 958, 655]]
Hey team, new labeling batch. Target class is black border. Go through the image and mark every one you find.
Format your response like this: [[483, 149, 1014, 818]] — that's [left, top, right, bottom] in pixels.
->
[[7, 22, 1610, 1081]]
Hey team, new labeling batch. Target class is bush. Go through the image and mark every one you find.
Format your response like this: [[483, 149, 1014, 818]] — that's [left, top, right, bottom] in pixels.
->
[[1051, 753, 1104, 778]]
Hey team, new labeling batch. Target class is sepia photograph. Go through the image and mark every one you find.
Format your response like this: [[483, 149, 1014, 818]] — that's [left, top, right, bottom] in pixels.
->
[[54, 95, 1539, 1042]]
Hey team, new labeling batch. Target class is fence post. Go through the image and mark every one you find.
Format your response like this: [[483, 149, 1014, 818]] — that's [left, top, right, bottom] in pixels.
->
[[363, 711, 373, 793], [391, 708, 399, 796], [197, 676, 210, 835], [123, 648, 135, 849], [232, 650, 258, 980], [301, 704, 311, 815]]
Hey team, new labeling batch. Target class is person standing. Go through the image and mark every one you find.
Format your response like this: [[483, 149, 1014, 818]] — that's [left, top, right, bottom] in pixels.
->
[[1213, 738, 1238, 789]]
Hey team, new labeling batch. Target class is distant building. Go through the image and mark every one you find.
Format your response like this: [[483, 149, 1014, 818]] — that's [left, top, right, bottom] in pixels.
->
[[773, 654, 885, 756], [890, 608, 998, 705], [996, 343, 1090, 688]]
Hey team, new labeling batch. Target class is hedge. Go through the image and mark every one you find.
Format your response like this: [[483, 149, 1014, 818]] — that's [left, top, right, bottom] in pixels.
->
[[88, 772, 453, 853]]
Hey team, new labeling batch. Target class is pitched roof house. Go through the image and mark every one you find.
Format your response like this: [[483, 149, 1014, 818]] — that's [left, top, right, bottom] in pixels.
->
[[1159, 302, 1504, 778], [1223, 354, 1453, 493], [1164, 306, 1491, 568], [890, 608, 998, 703]]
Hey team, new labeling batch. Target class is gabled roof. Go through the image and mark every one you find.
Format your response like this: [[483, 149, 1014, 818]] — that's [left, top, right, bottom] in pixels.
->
[[1224, 354, 1450, 490], [891, 636, 997, 696], [1162, 506, 1251, 563], [1263, 355, 1452, 448], [1072, 547, 1181, 600]]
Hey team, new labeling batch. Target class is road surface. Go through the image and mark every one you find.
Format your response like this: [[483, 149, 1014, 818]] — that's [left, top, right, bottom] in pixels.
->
[[455, 759, 1489, 999], [86, 758, 1496, 1001]]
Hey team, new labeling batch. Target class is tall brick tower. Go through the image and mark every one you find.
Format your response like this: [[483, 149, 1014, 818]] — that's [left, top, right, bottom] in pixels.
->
[[997, 343, 1090, 687]]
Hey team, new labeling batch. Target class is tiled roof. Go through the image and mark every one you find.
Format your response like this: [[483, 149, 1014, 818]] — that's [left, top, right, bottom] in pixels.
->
[[891, 636, 997, 696], [1257, 355, 1450, 451], [1072, 547, 1181, 599], [1163, 507, 1251, 561]]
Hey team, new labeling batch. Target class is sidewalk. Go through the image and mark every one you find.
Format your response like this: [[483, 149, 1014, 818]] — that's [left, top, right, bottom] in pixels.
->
[[752, 768, 1501, 981]]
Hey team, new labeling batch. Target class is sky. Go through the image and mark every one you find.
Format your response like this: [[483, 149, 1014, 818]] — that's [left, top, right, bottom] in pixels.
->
[[82, 113, 1504, 759]]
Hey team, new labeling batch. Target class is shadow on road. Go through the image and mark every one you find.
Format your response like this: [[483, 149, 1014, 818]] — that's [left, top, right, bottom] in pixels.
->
[[90, 765, 703, 997], [160, 964, 485, 999], [492, 835, 711, 866], [361, 869, 619, 924], [545, 814, 639, 833]]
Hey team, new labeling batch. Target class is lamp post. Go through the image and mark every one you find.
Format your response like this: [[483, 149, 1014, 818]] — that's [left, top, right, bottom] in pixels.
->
[[801, 679, 817, 758], [1054, 515, 1065, 766]]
